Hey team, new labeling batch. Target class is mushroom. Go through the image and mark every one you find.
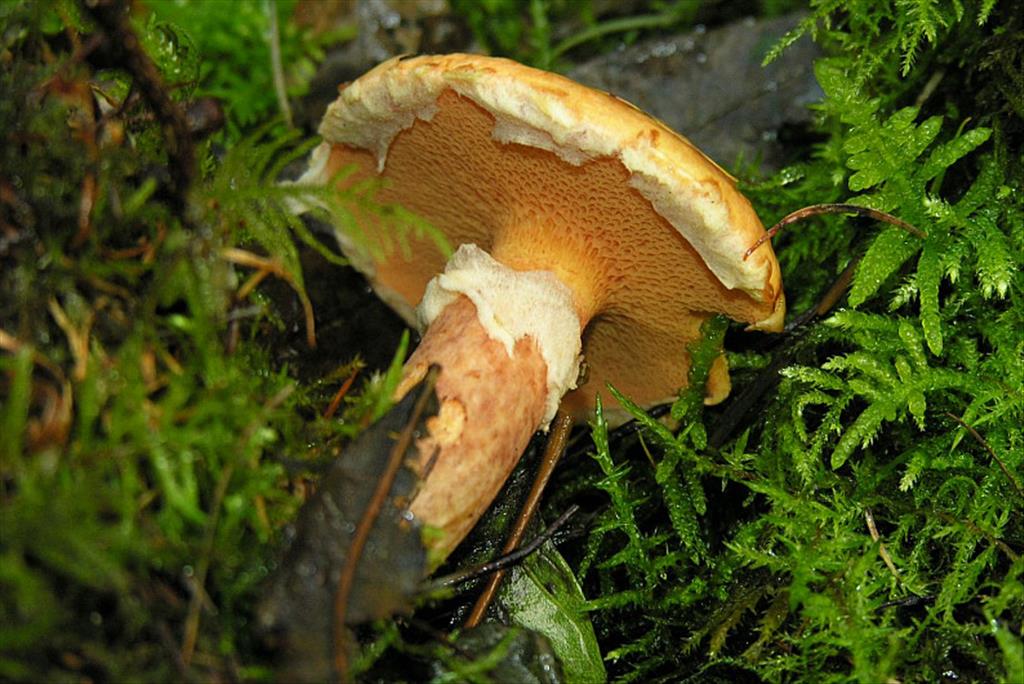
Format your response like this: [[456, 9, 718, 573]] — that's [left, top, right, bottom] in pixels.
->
[[301, 54, 785, 564]]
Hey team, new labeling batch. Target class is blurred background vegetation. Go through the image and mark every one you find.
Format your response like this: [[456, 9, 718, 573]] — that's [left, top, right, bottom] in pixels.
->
[[1, 0, 1021, 682]]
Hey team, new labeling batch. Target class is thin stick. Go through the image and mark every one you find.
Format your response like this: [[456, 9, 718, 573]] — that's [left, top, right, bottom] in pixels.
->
[[463, 410, 574, 628], [235, 268, 272, 301], [266, 0, 293, 127], [551, 12, 678, 61], [332, 368, 440, 681], [84, 0, 194, 208], [220, 247, 317, 348], [933, 510, 1020, 561], [783, 257, 860, 332], [323, 368, 360, 419], [47, 297, 95, 382], [864, 508, 902, 581], [424, 505, 581, 591], [811, 259, 858, 318], [744, 203, 925, 260], [877, 594, 934, 611], [0, 329, 66, 384], [181, 384, 294, 665], [945, 411, 1024, 500], [181, 462, 234, 666]]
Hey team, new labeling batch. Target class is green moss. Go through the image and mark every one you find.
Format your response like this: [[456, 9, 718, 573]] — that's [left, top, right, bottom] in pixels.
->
[[564, 2, 1022, 681], [1, 1, 1021, 682], [0, 5, 393, 679]]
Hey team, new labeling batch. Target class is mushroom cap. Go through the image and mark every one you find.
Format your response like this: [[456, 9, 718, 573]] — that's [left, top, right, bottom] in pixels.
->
[[303, 53, 785, 420]]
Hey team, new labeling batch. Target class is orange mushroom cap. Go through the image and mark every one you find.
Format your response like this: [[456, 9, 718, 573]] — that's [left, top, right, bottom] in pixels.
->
[[302, 54, 785, 422]]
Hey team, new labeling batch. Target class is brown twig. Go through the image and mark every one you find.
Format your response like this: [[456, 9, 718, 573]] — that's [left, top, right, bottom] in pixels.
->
[[74, 172, 98, 247], [933, 509, 1020, 562], [784, 258, 860, 332], [744, 203, 925, 260], [463, 410, 574, 628], [424, 505, 581, 592], [944, 411, 1024, 500], [323, 368, 361, 419], [83, 0, 195, 208], [708, 205, 927, 446], [0, 329, 67, 384], [235, 269, 273, 301], [47, 297, 95, 382], [332, 368, 440, 682], [103, 238, 152, 261], [864, 508, 902, 581], [687, 252, 854, 470], [220, 247, 317, 348]]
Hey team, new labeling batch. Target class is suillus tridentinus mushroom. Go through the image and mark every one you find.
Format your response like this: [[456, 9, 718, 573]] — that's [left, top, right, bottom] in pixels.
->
[[300, 53, 785, 564]]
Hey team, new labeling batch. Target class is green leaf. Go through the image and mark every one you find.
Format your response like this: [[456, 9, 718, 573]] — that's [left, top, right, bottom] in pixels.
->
[[499, 542, 606, 683], [849, 227, 920, 306], [969, 211, 1015, 298], [920, 127, 992, 181], [916, 237, 944, 355], [609, 385, 677, 453], [655, 451, 707, 561], [815, 59, 878, 122], [897, 319, 929, 370], [671, 315, 728, 422], [992, 612, 1024, 684], [831, 399, 896, 469], [588, 396, 654, 586]]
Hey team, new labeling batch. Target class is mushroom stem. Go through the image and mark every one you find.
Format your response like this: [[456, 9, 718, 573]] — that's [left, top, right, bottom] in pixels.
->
[[394, 295, 556, 564]]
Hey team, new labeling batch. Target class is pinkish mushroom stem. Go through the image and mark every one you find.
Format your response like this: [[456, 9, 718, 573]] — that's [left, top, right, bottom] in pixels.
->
[[392, 245, 591, 564]]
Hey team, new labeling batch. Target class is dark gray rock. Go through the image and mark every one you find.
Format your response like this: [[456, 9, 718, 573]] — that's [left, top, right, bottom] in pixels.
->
[[569, 14, 822, 171], [258, 370, 437, 682]]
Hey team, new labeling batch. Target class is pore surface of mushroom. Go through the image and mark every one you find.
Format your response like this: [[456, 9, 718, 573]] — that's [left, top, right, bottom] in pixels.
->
[[303, 54, 785, 561]]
